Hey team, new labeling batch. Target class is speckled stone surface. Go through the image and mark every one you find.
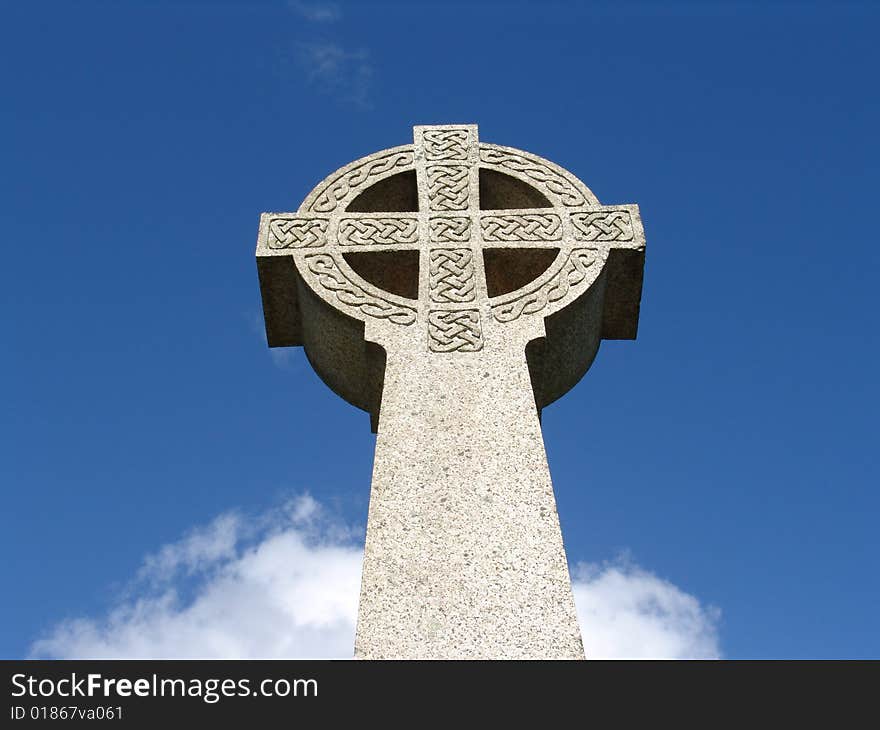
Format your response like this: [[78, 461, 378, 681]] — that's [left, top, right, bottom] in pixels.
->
[[256, 124, 646, 659]]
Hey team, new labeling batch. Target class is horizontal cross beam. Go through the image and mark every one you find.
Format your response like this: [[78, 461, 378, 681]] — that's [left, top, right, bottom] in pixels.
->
[[256, 206, 644, 255]]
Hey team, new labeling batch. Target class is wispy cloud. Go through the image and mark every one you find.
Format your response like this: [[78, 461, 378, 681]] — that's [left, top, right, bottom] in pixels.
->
[[295, 42, 373, 109], [289, 1, 342, 23], [283, 0, 373, 108], [30, 497, 721, 659]]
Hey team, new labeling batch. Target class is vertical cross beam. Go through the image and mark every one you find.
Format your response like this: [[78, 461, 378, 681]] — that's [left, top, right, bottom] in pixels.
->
[[413, 125, 485, 352], [352, 126, 584, 659]]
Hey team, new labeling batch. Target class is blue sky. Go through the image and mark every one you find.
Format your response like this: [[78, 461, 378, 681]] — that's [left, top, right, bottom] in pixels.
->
[[3, 0, 878, 659]]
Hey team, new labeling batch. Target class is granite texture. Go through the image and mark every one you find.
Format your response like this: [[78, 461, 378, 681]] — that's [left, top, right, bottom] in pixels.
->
[[256, 124, 646, 658]]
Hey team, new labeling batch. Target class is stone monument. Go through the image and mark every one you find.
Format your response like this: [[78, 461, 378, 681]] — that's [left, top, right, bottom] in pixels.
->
[[256, 124, 646, 659]]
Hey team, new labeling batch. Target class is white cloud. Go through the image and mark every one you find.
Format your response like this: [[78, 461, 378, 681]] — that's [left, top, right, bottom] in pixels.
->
[[573, 559, 721, 659], [31, 496, 362, 660], [137, 513, 241, 584], [30, 497, 721, 659]]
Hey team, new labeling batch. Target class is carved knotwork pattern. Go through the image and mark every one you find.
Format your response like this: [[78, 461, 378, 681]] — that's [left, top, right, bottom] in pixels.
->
[[428, 310, 483, 352], [480, 149, 585, 207], [571, 211, 634, 242], [309, 151, 414, 213], [481, 214, 562, 242], [423, 130, 469, 161], [429, 249, 476, 303], [305, 254, 416, 326], [492, 249, 598, 322], [338, 217, 418, 246], [267, 217, 327, 249], [260, 128, 644, 357], [429, 217, 471, 243], [426, 165, 469, 211]]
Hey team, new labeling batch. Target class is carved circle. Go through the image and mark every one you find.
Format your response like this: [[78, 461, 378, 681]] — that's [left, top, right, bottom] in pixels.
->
[[291, 135, 607, 329]]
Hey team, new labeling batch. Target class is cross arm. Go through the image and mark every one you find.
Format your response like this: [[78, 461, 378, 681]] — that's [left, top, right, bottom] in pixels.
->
[[477, 204, 644, 247], [253, 213, 304, 347], [256, 212, 420, 256], [474, 204, 645, 338], [575, 204, 646, 340], [255, 211, 420, 346]]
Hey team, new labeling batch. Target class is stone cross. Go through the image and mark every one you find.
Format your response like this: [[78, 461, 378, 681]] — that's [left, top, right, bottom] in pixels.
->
[[256, 124, 646, 659]]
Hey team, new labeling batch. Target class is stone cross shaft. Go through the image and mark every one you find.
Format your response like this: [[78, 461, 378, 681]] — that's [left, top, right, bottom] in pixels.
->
[[256, 124, 646, 659]]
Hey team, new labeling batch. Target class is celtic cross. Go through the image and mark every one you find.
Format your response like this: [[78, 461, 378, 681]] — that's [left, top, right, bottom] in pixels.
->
[[256, 124, 646, 659]]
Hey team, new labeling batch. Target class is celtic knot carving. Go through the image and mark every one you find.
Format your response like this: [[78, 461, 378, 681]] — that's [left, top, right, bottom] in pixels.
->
[[492, 249, 598, 323], [428, 310, 483, 352], [305, 254, 416, 326], [481, 214, 562, 242], [423, 130, 469, 161], [479, 149, 585, 207], [266, 217, 328, 249], [338, 217, 418, 246], [426, 165, 469, 211], [309, 151, 414, 213], [429, 217, 471, 243], [571, 211, 634, 242], [430, 249, 476, 303]]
